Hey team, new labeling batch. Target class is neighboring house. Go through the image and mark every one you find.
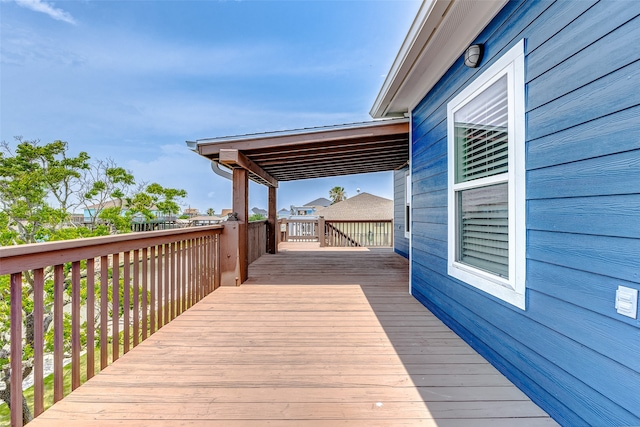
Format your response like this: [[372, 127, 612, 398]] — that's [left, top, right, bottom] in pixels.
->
[[290, 197, 332, 216], [315, 192, 393, 247], [220, 209, 233, 218], [289, 205, 316, 216], [189, 215, 223, 226], [304, 197, 331, 210], [84, 199, 168, 224], [83, 199, 127, 223], [277, 208, 290, 219], [251, 207, 268, 217], [371, 0, 640, 425], [183, 208, 199, 218], [315, 192, 392, 221]]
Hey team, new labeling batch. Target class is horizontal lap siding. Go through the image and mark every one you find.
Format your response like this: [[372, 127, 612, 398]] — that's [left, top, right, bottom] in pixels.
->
[[410, 0, 640, 426], [394, 168, 409, 258]]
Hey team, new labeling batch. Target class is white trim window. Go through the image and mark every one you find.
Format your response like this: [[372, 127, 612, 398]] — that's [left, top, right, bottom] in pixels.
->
[[405, 171, 411, 239], [447, 40, 526, 309]]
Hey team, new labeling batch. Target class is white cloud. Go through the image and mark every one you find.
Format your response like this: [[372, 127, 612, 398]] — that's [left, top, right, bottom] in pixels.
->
[[13, 0, 76, 24]]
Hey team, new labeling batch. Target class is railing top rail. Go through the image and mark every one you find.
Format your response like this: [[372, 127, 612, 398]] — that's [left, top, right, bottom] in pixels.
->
[[324, 219, 392, 223], [0, 225, 223, 276]]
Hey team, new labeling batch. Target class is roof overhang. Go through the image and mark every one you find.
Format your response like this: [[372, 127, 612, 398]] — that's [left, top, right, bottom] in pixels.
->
[[190, 118, 409, 186], [370, 0, 508, 118]]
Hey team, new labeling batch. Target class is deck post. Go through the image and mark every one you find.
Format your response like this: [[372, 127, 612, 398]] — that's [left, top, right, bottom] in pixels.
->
[[233, 168, 248, 283], [220, 222, 242, 286], [318, 216, 325, 247], [268, 186, 277, 254]]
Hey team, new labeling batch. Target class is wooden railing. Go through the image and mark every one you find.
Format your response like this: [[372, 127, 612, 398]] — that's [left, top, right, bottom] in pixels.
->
[[247, 221, 268, 264], [0, 226, 222, 426], [279, 219, 320, 242], [323, 220, 393, 247], [277, 218, 393, 248]]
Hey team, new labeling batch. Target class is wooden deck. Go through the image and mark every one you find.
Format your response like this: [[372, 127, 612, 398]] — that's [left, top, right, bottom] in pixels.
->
[[30, 246, 557, 426]]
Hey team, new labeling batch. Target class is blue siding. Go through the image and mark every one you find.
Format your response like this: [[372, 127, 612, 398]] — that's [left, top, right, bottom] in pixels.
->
[[409, 0, 640, 425], [393, 167, 409, 258]]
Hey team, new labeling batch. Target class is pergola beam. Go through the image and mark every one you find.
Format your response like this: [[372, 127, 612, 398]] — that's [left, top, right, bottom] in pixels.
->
[[219, 149, 278, 188]]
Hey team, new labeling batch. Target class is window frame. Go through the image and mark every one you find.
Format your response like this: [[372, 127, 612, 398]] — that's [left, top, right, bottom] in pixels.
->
[[446, 39, 526, 309], [405, 171, 411, 239]]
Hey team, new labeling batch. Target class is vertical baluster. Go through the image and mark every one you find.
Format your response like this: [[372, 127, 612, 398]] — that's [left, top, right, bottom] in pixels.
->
[[86, 259, 95, 380], [203, 237, 208, 296], [183, 240, 189, 309], [202, 236, 207, 296], [180, 240, 186, 310], [53, 264, 64, 402], [164, 242, 170, 323], [206, 236, 211, 295], [71, 261, 81, 390], [202, 237, 206, 297], [193, 237, 198, 303], [157, 244, 163, 329], [176, 241, 182, 315], [196, 237, 202, 301], [142, 247, 149, 340], [123, 251, 130, 354], [100, 256, 109, 370], [149, 246, 156, 335], [189, 238, 195, 307], [33, 268, 44, 417], [207, 235, 212, 295], [10, 272, 23, 427], [210, 235, 215, 293], [215, 233, 221, 289], [172, 241, 178, 317], [112, 253, 120, 362], [133, 249, 140, 347]]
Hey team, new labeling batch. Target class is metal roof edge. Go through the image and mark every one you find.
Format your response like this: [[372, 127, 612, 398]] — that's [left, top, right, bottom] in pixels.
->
[[194, 117, 409, 145]]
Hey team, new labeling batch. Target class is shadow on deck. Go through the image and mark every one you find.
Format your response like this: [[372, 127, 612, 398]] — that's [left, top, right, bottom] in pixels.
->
[[30, 246, 556, 426]]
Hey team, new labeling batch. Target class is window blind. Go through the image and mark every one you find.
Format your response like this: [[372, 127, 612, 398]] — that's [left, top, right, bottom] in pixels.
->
[[458, 184, 508, 278], [454, 75, 508, 183]]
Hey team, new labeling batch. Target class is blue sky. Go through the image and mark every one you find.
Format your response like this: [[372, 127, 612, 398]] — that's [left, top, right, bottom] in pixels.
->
[[0, 0, 419, 213]]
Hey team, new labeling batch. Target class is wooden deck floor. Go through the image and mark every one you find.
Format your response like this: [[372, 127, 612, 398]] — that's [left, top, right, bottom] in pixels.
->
[[31, 246, 557, 426]]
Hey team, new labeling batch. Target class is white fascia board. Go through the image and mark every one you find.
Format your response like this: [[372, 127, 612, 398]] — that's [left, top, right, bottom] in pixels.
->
[[370, 0, 447, 118], [370, 0, 508, 119]]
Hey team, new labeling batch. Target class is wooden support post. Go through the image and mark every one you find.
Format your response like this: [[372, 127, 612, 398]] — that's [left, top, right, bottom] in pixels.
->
[[233, 168, 248, 283], [319, 216, 325, 247], [268, 186, 277, 254], [220, 222, 240, 286]]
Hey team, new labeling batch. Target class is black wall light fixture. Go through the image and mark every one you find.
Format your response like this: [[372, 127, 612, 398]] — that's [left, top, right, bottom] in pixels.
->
[[464, 44, 484, 68]]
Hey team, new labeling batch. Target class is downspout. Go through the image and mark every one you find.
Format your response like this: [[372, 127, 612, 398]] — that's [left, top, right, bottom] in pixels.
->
[[210, 161, 233, 181]]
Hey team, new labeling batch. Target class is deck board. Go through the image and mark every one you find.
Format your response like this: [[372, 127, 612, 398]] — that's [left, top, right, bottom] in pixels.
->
[[30, 246, 557, 426]]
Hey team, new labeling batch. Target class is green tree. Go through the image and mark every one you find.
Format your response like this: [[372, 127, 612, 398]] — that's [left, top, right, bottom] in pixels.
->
[[0, 138, 96, 423], [0, 137, 188, 423], [96, 183, 187, 234], [0, 138, 92, 245], [248, 213, 266, 222], [328, 186, 347, 204], [79, 158, 135, 227], [206, 208, 215, 217]]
